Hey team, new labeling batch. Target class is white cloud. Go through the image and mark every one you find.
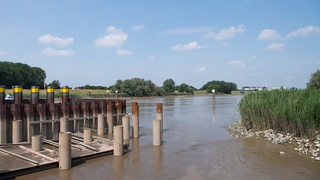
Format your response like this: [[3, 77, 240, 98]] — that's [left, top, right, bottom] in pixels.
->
[[286, 26, 320, 38], [38, 34, 74, 46], [42, 47, 74, 56], [206, 24, 246, 40], [257, 29, 281, 40], [228, 60, 247, 67], [131, 24, 144, 31], [95, 26, 128, 47], [172, 41, 205, 51], [198, 67, 207, 72], [265, 43, 285, 51], [162, 26, 212, 35], [116, 49, 132, 56]]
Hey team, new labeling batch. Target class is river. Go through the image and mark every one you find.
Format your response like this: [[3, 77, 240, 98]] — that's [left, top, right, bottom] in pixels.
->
[[19, 95, 320, 180]]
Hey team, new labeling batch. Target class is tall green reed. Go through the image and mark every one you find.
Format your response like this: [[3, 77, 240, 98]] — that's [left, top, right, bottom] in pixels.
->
[[239, 89, 320, 138]]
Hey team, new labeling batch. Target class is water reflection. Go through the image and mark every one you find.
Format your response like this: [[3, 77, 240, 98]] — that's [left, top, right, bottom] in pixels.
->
[[113, 156, 123, 180], [152, 146, 163, 173], [58, 169, 71, 180]]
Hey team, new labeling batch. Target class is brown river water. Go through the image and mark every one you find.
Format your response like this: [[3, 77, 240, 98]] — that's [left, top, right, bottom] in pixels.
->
[[18, 95, 320, 180]]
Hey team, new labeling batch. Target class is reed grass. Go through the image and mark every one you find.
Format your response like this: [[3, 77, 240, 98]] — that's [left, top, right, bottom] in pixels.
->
[[239, 89, 320, 138]]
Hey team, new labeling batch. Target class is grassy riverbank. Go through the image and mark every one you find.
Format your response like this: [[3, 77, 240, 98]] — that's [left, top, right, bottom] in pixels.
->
[[239, 89, 320, 138]]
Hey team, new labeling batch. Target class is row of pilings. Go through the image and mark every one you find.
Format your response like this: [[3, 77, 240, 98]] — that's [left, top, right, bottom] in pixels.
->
[[0, 85, 128, 144]]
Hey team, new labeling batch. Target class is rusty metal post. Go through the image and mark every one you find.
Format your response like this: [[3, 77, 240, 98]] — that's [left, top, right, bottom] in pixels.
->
[[46, 87, 54, 104], [212, 89, 216, 111], [132, 102, 139, 138], [13, 85, 23, 104], [49, 103, 60, 140], [37, 104, 47, 138], [90, 101, 98, 129], [81, 101, 90, 129], [60, 103, 70, 118], [10, 104, 21, 121], [31, 86, 39, 105], [24, 104, 35, 142], [156, 103, 163, 132], [0, 85, 5, 104], [115, 99, 121, 125], [107, 100, 113, 135], [71, 102, 80, 132], [99, 100, 106, 114], [156, 102, 163, 142], [0, 104, 7, 144], [61, 86, 70, 103]]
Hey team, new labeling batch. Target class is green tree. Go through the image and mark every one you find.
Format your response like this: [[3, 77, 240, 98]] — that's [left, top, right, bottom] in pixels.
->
[[307, 70, 320, 89], [163, 78, 176, 93], [201, 80, 237, 94], [48, 80, 61, 89], [0, 61, 46, 88], [176, 83, 195, 94], [112, 78, 157, 97]]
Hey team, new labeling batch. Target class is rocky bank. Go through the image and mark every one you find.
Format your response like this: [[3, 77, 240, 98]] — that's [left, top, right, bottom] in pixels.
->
[[228, 120, 320, 161]]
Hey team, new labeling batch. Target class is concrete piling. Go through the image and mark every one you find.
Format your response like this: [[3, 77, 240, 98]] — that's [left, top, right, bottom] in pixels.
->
[[83, 128, 92, 144], [113, 125, 123, 156], [12, 120, 22, 144], [59, 132, 71, 170], [153, 119, 161, 146], [132, 102, 139, 138], [32, 135, 43, 151], [122, 114, 130, 141], [60, 117, 68, 133], [97, 113, 105, 137]]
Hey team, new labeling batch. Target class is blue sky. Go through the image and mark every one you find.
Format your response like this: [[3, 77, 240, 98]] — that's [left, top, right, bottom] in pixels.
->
[[0, 0, 319, 89]]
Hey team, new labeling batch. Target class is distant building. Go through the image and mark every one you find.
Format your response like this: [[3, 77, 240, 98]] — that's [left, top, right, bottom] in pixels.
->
[[241, 86, 267, 93]]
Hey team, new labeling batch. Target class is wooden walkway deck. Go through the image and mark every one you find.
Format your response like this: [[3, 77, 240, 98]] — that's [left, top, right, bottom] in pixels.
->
[[0, 133, 114, 179]]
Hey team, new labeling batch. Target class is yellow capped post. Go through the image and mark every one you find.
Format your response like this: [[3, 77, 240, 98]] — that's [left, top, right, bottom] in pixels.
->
[[0, 85, 5, 104], [12, 85, 23, 104], [46, 86, 55, 103], [31, 86, 39, 104], [61, 86, 70, 103]]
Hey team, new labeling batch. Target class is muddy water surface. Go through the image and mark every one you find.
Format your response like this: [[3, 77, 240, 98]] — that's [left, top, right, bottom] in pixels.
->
[[19, 95, 320, 180]]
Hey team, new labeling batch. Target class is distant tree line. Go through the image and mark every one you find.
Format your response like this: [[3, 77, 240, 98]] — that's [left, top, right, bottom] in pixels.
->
[[0, 61, 239, 97], [0, 61, 46, 89], [76, 84, 107, 90]]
